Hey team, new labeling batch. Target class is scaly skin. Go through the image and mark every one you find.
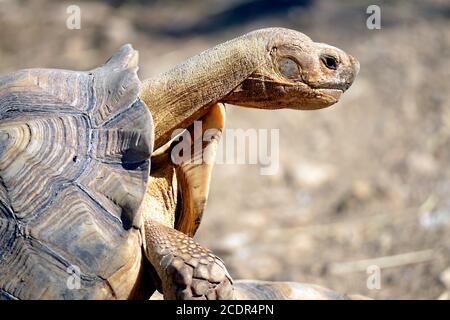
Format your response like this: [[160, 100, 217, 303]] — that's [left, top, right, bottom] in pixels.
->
[[142, 104, 230, 299], [139, 28, 360, 300], [143, 219, 233, 300], [140, 27, 359, 149], [0, 31, 359, 300]]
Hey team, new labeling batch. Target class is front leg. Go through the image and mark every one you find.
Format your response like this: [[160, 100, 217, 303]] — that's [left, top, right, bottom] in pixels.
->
[[142, 103, 232, 299], [143, 218, 233, 300]]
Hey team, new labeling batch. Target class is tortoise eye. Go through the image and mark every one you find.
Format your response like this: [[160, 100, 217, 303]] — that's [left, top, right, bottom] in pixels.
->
[[278, 57, 300, 80], [321, 54, 338, 70]]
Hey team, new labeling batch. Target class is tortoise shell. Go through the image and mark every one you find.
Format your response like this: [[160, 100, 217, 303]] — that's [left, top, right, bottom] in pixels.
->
[[0, 45, 153, 299]]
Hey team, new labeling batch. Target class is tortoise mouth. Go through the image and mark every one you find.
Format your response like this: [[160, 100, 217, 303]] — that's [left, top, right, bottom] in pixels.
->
[[286, 87, 343, 110], [314, 88, 343, 103], [221, 81, 344, 110]]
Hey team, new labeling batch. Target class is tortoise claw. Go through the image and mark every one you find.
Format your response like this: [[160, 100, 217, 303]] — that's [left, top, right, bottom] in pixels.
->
[[144, 219, 234, 300], [160, 240, 233, 300]]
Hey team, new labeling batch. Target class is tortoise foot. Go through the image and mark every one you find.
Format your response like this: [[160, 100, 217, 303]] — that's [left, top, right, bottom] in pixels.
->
[[144, 219, 234, 300], [163, 249, 233, 300]]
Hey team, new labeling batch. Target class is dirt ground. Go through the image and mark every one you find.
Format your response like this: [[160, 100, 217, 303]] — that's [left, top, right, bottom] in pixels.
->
[[1, 0, 449, 299]]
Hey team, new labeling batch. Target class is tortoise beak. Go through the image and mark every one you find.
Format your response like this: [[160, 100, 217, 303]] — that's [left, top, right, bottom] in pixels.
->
[[343, 55, 360, 91], [352, 55, 360, 75], [333, 54, 359, 93]]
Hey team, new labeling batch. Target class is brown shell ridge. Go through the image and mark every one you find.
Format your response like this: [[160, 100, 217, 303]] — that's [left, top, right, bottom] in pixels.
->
[[0, 193, 110, 285], [0, 221, 106, 299], [0, 44, 153, 299]]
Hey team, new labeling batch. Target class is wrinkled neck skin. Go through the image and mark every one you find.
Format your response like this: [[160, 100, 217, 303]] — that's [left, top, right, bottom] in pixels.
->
[[140, 33, 266, 149]]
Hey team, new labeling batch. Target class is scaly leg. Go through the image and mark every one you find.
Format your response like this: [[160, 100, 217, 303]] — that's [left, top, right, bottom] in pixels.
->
[[142, 104, 233, 299], [144, 219, 233, 300]]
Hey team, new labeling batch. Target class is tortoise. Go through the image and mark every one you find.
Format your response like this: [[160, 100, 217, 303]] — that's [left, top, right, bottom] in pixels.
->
[[0, 28, 359, 300]]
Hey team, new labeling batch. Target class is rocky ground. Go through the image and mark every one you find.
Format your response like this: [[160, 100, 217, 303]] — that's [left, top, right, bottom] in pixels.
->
[[1, 0, 449, 299]]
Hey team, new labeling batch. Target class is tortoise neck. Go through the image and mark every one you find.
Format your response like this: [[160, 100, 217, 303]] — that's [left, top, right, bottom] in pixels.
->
[[140, 34, 263, 149]]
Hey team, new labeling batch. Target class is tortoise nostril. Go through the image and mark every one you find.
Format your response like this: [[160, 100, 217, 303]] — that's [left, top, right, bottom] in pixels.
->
[[343, 81, 352, 91]]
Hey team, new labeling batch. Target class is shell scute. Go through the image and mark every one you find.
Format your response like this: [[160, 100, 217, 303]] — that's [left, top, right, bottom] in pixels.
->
[[0, 45, 153, 299]]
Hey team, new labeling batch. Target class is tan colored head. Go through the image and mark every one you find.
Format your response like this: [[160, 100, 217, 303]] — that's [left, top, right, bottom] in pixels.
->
[[142, 27, 360, 148], [223, 28, 360, 110]]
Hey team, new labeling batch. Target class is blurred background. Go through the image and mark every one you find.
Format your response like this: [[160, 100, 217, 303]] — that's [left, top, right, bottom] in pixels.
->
[[1, 0, 449, 299]]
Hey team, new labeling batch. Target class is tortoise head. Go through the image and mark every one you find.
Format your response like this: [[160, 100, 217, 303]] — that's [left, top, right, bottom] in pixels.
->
[[223, 28, 360, 110]]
